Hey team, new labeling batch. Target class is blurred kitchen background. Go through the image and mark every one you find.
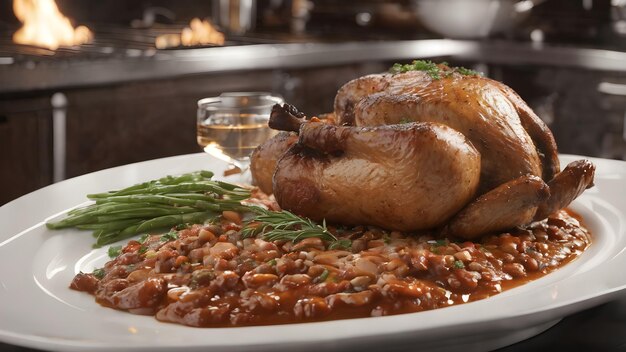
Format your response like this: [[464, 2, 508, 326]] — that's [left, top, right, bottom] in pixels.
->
[[1, 0, 625, 205]]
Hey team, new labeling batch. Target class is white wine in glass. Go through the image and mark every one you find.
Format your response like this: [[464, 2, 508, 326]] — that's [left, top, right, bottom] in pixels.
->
[[197, 93, 283, 173]]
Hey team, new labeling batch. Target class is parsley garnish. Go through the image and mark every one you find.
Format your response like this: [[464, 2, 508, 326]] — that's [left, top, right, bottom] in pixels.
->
[[138, 245, 148, 255], [429, 239, 448, 248], [454, 260, 465, 269], [92, 268, 105, 279], [318, 269, 330, 283], [390, 60, 442, 79], [138, 234, 150, 243], [267, 259, 277, 266], [456, 66, 480, 76], [175, 223, 190, 231], [107, 245, 122, 258], [389, 60, 481, 80], [160, 231, 179, 242]]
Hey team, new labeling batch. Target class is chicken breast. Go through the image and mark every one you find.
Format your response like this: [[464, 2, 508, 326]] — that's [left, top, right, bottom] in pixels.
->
[[335, 70, 559, 192]]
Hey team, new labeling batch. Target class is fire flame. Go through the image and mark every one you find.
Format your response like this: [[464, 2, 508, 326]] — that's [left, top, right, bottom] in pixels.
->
[[156, 18, 225, 49], [12, 0, 92, 50]]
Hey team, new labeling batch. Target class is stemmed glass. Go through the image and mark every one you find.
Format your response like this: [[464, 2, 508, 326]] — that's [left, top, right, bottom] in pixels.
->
[[197, 92, 283, 178]]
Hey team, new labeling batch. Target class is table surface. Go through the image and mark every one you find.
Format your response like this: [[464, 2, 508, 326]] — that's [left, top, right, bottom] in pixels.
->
[[2, 292, 626, 352]]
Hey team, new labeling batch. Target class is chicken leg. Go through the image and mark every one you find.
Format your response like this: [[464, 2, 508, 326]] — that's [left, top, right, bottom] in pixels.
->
[[270, 104, 481, 231]]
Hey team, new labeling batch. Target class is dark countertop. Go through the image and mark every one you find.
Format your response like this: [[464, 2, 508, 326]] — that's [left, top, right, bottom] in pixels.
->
[[2, 292, 626, 352], [2, 39, 626, 94]]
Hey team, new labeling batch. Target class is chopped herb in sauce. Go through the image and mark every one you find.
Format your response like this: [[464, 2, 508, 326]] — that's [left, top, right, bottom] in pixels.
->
[[175, 223, 190, 231], [318, 269, 330, 283], [160, 231, 179, 242], [92, 268, 105, 279], [107, 245, 122, 258], [429, 239, 448, 248], [454, 260, 465, 269]]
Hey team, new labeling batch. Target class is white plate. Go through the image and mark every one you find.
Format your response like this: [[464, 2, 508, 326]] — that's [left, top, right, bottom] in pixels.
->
[[1, 154, 625, 352]]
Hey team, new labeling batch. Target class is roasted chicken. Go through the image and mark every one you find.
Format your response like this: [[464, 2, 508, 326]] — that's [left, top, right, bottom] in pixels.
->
[[335, 69, 560, 192], [250, 64, 595, 239]]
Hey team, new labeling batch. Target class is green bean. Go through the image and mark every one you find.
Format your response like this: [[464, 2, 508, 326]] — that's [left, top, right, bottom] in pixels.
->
[[94, 225, 141, 247], [47, 170, 251, 248], [157, 171, 213, 185], [87, 171, 215, 198], [165, 193, 219, 201], [135, 211, 214, 233], [46, 213, 98, 229], [76, 219, 143, 231], [93, 207, 198, 222]]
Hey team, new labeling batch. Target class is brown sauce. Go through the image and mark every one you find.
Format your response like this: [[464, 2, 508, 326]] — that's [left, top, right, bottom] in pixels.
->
[[71, 208, 591, 327]]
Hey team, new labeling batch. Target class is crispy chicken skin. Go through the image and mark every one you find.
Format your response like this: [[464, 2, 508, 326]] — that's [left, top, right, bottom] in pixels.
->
[[443, 175, 550, 239], [271, 109, 481, 231], [336, 70, 559, 192], [534, 160, 596, 220], [250, 65, 595, 239], [250, 108, 336, 194], [250, 132, 298, 194]]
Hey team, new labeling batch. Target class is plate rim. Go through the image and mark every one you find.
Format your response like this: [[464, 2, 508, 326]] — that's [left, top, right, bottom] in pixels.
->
[[1, 153, 625, 351]]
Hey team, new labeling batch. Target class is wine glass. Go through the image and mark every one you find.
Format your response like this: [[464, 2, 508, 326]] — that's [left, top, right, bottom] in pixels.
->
[[197, 92, 283, 178]]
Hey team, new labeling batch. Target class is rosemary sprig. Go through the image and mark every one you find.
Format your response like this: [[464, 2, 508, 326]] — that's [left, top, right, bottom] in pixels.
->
[[242, 207, 351, 249]]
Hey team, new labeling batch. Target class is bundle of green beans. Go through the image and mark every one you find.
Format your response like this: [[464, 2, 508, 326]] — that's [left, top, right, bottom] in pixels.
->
[[46, 171, 250, 247]]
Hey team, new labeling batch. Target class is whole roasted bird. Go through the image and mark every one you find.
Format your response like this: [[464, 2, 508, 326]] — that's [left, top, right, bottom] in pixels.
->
[[251, 62, 595, 239]]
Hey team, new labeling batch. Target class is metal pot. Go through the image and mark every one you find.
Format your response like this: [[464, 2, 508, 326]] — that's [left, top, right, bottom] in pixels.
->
[[413, 0, 544, 39]]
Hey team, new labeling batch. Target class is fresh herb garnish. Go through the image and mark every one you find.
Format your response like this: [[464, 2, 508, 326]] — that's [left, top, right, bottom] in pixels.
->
[[456, 66, 480, 76], [160, 230, 179, 242], [390, 60, 443, 79], [318, 269, 330, 282], [242, 207, 351, 249], [138, 233, 150, 243], [107, 245, 122, 258], [389, 60, 481, 80], [329, 239, 352, 250], [92, 268, 105, 279], [175, 223, 190, 231], [429, 239, 448, 248], [138, 245, 148, 255], [454, 260, 465, 269], [267, 258, 277, 266]]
